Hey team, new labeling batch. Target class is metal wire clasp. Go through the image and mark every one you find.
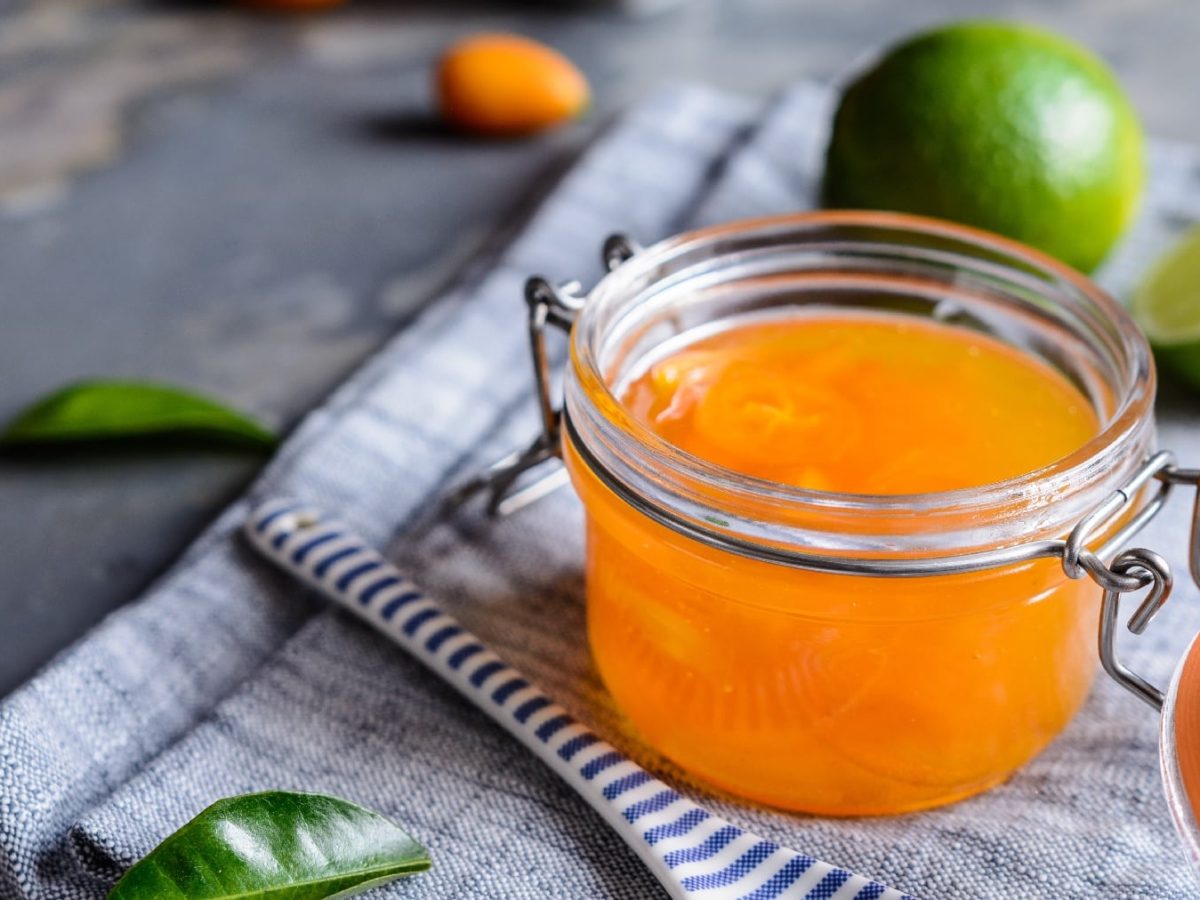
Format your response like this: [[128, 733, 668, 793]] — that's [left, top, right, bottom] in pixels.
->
[[1073, 456, 1200, 711], [1098, 548, 1173, 710], [447, 234, 641, 516]]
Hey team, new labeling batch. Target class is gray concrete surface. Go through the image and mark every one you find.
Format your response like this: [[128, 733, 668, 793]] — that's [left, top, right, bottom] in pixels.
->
[[1, 0, 1197, 695]]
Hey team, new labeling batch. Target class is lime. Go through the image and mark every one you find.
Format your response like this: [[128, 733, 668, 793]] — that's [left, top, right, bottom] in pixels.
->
[[1132, 225, 1200, 391], [824, 21, 1145, 273]]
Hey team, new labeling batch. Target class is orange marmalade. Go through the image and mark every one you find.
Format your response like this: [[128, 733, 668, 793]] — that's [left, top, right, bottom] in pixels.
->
[[556, 213, 1157, 816], [565, 311, 1105, 815], [621, 313, 1098, 495]]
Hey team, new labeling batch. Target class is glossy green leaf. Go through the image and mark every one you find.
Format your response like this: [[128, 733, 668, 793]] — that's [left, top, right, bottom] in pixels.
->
[[0, 380, 277, 451], [107, 791, 431, 899]]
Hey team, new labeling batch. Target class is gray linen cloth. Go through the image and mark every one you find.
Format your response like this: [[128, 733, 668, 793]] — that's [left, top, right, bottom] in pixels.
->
[[3, 82, 1200, 900]]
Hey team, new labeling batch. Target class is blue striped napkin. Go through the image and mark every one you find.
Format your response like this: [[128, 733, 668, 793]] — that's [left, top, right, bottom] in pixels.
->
[[2, 81, 1200, 899]]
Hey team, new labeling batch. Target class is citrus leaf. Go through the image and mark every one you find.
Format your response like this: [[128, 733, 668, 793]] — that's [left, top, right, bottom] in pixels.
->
[[0, 380, 277, 451], [107, 791, 431, 899]]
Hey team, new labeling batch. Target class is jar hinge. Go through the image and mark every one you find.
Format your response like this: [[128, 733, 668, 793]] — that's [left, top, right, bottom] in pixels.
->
[[1080, 456, 1200, 711], [446, 233, 641, 516]]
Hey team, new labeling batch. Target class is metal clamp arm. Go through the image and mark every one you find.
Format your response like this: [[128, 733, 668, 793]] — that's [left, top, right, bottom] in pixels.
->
[[448, 233, 641, 517], [1090, 464, 1200, 711], [1098, 548, 1173, 710]]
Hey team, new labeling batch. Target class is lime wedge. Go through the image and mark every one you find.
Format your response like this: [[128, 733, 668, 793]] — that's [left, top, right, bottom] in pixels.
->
[[1132, 225, 1200, 391]]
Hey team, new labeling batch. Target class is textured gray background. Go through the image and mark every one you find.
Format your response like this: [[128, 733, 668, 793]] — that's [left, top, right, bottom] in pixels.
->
[[1, 0, 1197, 696]]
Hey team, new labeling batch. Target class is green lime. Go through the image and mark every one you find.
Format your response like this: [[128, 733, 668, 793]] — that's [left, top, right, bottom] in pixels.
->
[[824, 21, 1145, 273], [1132, 225, 1200, 391]]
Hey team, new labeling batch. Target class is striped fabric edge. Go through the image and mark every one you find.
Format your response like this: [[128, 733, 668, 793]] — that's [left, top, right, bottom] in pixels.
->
[[245, 499, 915, 900]]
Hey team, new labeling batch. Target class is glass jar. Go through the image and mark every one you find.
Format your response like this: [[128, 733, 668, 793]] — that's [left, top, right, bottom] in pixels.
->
[[556, 211, 1157, 816]]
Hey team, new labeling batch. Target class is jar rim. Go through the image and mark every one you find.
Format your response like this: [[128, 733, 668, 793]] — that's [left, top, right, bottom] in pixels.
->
[[566, 210, 1156, 555]]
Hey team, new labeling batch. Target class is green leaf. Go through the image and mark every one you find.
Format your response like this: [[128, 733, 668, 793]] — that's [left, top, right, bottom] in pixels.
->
[[0, 380, 277, 451], [107, 791, 431, 900]]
